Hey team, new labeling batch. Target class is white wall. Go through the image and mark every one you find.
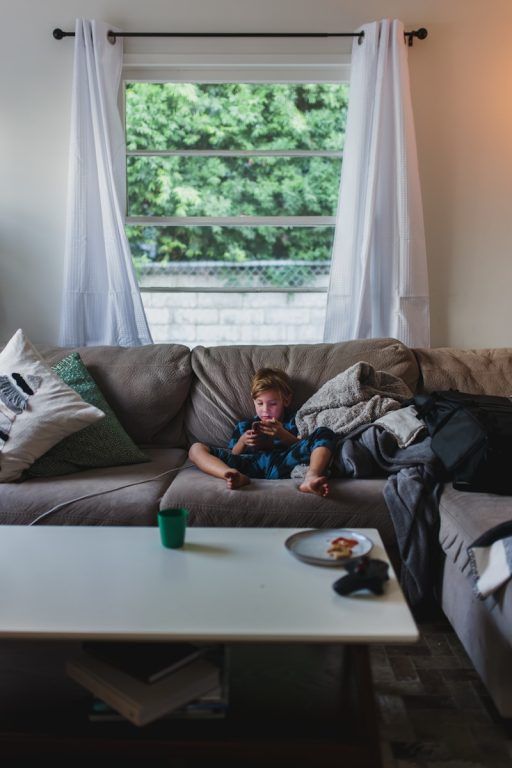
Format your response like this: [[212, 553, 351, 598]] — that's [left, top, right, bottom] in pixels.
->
[[2, 0, 512, 348]]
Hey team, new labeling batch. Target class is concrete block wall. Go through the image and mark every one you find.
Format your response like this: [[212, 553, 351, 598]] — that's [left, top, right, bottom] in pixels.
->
[[142, 291, 327, 347]]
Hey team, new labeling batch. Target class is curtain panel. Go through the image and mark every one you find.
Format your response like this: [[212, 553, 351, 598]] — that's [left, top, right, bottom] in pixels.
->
[[324, 19, 430, 348], [59, 19, 152, 347]]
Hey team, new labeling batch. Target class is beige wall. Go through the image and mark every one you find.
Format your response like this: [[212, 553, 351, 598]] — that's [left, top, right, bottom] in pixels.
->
[[1, 0, 512, 348]]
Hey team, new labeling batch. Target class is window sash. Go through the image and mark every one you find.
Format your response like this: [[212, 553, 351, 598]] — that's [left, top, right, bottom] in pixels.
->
[[123, 47, 351, 85], [127, 149, 342, 158], [139, 285, 327, 293], [126, 216, 335, 226]]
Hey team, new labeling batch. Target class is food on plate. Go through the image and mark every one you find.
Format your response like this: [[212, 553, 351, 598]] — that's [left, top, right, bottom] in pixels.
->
[[327, 535, 359, 560]]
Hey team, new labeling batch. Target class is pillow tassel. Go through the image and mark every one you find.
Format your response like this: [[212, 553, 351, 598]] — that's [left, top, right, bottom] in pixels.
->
[[0, 374, 34, 414]]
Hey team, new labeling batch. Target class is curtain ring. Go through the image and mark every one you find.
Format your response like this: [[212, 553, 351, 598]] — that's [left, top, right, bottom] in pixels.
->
[[107, 30, 117, 45], [357, 31, 364, 45]]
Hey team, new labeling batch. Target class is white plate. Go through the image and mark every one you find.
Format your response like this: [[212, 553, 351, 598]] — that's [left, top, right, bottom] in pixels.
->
[[285, 529, 373, 567]]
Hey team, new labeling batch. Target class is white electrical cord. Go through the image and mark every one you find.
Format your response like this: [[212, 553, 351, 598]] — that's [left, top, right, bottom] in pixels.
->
[[28, 462, 195, 526]]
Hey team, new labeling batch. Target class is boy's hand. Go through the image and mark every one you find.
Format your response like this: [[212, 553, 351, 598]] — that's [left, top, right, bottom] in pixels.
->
[[242, 421, 276, 449], [257, 418, 282, 439], [258, 418, 299, 446], [242, 424, 263, 448], [237, 420, 298, 452]]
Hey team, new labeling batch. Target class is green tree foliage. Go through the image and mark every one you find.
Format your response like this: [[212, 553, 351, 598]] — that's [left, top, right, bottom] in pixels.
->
[[125, 83, 348, 267]]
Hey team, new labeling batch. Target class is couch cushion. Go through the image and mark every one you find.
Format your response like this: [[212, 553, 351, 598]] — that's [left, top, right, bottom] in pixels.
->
[[161, 467, 398, 548], [186, 338, 419, 447], [0, 447, 187, 526], [37, 344, 192, 448], [438, 484, 512, 643], [440, 553, 512, 717], [414, 346, 512, 396], [439, 484, 512, 571]]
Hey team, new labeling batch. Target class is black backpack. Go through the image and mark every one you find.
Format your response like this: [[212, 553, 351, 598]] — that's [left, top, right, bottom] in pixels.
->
[[413, 390, 512, 494]]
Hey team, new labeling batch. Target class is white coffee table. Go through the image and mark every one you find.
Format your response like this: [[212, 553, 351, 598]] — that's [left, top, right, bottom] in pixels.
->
[[0, 525, 417, 642], [0, 526, 418, 765]]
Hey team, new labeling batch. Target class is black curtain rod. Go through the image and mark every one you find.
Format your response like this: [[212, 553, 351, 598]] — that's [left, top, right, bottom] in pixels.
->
[[53, 27, 428, 47]]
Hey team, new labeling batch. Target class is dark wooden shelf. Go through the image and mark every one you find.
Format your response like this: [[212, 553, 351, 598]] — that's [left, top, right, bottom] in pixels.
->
[[0, 640, 382, 766]]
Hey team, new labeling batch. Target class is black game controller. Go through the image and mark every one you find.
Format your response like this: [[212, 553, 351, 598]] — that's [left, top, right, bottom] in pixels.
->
[[332, 556, 390, 596]]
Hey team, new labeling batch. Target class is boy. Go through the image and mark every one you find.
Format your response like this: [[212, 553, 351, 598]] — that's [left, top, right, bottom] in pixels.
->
[[188, 367, 336, 496]]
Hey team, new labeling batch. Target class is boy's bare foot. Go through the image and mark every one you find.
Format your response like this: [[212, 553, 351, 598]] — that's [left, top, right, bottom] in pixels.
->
[[298, 472, 329, 497], [224, 470, 250, 490]]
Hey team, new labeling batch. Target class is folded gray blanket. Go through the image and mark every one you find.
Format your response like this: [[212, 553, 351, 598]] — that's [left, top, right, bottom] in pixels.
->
[[334, 424, 444, 610], [296, 362, 413, 438]]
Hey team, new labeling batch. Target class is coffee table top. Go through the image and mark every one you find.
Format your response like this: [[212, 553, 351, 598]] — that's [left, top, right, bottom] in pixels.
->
[[0, 526, 418, 643]]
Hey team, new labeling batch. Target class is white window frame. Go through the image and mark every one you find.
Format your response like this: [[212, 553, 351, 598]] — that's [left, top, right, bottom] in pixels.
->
[[122, 44, 350, 293]]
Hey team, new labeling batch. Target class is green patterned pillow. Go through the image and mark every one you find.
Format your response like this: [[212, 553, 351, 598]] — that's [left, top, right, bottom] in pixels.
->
[[26, 352, 149, 477]]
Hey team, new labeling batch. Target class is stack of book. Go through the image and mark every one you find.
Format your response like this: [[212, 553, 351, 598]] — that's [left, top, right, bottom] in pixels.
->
[[88, 686, 227, 722], [66, 641, 226, 727]]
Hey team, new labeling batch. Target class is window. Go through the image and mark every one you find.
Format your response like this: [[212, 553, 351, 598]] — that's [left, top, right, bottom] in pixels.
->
[[123, 50, 349, 346]]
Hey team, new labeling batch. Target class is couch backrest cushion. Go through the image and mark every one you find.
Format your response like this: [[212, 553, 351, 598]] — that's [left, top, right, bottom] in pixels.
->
[[37, 344, 192, 447], [414, 347, 512, 396], [185, 338, 419, 446]]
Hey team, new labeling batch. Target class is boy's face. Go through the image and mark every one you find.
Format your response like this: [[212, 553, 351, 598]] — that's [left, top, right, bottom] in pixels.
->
[[253, 388, 291, 422]]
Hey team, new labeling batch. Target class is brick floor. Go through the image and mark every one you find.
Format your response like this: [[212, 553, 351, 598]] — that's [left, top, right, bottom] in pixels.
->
[[372, 616, 512, 768]]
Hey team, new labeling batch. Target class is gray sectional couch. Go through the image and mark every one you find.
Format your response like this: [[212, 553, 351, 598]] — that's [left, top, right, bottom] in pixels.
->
[[1, 336, 511, 717]]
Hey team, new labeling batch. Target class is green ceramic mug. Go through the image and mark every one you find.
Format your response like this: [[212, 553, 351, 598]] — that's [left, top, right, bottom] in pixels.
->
[[158, 507, 189, 548]]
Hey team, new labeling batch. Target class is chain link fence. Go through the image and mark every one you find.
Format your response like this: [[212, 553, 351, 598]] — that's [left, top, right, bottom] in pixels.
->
[[139, 259, 331, 291]]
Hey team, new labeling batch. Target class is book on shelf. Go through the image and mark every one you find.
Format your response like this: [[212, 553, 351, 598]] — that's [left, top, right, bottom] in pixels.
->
[[88, 684, 228, 722], [82, 640, 205, 684], [66, 649, 220, 727]]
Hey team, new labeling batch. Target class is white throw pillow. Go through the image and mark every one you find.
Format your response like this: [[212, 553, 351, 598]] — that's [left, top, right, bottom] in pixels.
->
[[0, 329, 105, 482]]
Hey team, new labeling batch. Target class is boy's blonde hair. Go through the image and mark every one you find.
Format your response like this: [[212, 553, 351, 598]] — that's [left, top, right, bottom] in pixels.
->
[[250, 367, 293, 401]]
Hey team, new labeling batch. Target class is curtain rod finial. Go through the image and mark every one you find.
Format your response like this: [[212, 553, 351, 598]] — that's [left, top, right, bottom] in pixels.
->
[[53, 27, 65, 40], [406, 27, 428, 46]]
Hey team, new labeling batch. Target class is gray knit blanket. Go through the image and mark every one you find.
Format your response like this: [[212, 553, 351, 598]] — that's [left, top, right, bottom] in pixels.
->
[[296, 362, 413, 437]]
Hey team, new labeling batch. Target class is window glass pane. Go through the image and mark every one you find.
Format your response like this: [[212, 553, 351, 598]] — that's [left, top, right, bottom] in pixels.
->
[[128, 225, 335, 288], [127, 156, 341, 218], [126, 83, 348, 152], [125, 77, 348, 344]]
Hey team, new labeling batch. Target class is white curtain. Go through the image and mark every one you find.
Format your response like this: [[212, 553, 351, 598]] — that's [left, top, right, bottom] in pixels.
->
[[324, 19, 430, 347], [59, 19, 153, 347]]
